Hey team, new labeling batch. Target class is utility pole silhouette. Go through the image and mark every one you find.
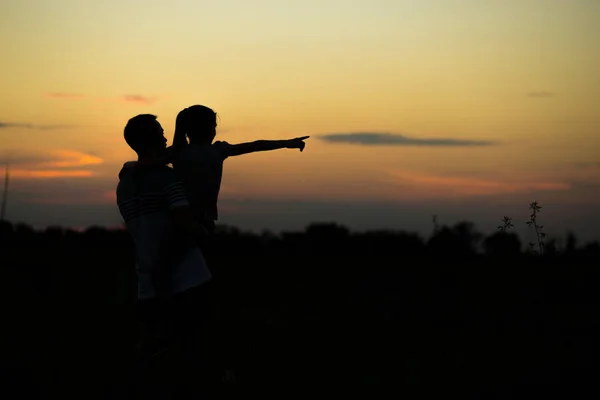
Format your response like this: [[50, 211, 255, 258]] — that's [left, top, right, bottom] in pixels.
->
[[1, 164, 9, 221]]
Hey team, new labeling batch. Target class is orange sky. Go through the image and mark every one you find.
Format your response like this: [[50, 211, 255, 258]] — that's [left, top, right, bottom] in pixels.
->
[[1, 0, 599, 241]]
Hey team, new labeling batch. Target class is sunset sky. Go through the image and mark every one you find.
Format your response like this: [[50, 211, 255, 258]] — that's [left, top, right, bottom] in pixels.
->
[[1, 0, 599, 243]]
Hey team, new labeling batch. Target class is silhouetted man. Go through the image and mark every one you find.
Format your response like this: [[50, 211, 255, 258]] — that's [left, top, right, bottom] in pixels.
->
[[116, 114, 212, 397]]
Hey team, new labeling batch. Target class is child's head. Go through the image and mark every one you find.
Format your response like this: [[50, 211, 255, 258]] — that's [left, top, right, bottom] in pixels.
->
[[176, 105, 218, 144]]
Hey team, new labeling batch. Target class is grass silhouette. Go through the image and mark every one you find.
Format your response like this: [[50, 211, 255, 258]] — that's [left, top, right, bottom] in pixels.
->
[[526, 201, 546, 255]]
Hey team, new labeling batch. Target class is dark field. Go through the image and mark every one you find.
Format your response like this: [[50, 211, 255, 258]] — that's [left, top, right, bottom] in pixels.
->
[[2, 221, 600, 398]]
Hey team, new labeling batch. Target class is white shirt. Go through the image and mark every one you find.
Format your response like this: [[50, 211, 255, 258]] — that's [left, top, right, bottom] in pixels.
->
[[116, 163, 211, 300]]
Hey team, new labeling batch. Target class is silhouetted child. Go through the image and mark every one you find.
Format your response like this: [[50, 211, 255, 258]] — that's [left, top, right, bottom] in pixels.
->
[[169, 104, 309, 233], [168, 104, 308, 382]]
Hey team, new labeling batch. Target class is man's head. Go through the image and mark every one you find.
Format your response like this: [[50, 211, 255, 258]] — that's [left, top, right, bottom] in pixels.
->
[[124, 114, 167, 157], [176, 105, 218, 144]]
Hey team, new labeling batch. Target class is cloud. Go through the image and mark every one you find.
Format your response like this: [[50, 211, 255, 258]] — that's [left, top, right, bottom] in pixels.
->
[[36, 150, 103, 168], [0, 121, 74, 130], [1, 150, 103, 179], [10, 169, 94, 179], [45, 92, 85, 99], [122, 95, 156, 105], [383, 170, 571, 197], [44, 92, 159, 105], [569, 180, 600, 190], [527, 91, 556, 98], [574, 161, 600, 168], [317, 132, 495, 147]]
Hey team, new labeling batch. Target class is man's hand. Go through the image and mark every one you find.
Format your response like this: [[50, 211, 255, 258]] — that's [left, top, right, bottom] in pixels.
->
[[286, 136, 310, 152], [170, 206, 210, 245]]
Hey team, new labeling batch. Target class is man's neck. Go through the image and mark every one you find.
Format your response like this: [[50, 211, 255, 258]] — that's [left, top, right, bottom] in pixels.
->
[[189, 139, 212, 146], [137, 154, 164, 166]]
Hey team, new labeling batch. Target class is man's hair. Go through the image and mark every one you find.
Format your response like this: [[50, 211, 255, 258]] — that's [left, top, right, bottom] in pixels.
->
[[124, 114, 158, 153]]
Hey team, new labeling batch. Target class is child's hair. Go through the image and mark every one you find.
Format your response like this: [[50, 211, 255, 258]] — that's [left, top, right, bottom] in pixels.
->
[[173, 105, 217, 148]]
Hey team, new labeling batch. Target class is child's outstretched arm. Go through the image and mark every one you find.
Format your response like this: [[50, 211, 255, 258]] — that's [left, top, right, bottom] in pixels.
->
[[227, 136, 309, 157]]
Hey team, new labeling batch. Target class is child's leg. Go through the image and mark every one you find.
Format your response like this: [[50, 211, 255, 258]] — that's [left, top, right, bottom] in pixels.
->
[[170, 283, 217, 394]]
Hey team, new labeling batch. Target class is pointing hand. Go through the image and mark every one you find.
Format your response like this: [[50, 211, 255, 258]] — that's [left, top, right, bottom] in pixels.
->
[[287, 136, 310, 152]]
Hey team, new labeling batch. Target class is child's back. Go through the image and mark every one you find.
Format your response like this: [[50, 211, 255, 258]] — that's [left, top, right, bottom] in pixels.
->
[[172, 140, 232, 227]]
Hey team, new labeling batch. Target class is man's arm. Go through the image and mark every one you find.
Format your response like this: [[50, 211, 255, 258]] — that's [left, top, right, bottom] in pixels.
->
[[164, 146, 175, 165], [170, 206, 208, 244], [164, 180, 208, 243], [226, 136, 309, 157]]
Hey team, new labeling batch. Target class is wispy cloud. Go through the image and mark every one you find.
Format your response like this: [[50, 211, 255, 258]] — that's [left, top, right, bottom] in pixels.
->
[[36, 150, 103, 168], [44, 92, 160, 105], [317, 132, 495, 147], [527, 90, 556, 98], [10, 169, 94, 179], [93, 94, 158, 104], [0, 121, 74, 130], [122, 95, 156, 104], [383, 170, 570, 197], [45, 92, 85, 99], [574, 161, 600, 168]]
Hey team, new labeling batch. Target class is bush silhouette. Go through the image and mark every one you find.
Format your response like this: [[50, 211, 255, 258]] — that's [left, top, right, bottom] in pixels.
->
[[427, 221, 483, 260], [2, 218, 600, 397], [483, 231, 522, 258]]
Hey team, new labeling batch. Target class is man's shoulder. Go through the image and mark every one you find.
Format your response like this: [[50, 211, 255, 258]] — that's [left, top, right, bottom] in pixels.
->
[[118, 163, 178, 187], [118, 161, 136, 180]]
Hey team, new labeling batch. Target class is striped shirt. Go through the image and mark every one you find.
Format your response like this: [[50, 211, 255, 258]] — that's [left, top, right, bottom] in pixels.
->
[[116, 163, 211, 300], [118, 180, 188, 221]]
